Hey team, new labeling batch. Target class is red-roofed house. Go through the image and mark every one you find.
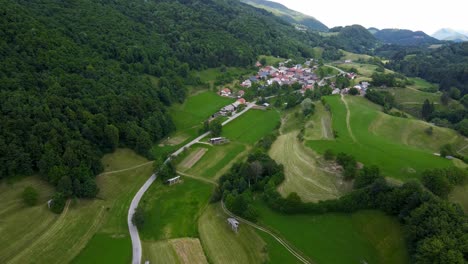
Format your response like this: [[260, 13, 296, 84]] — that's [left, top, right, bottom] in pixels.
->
[[220, 88, 231, 97], [255, 61, 262, 67], [237, 98, 246, 105], [238, 90, 245, 98]]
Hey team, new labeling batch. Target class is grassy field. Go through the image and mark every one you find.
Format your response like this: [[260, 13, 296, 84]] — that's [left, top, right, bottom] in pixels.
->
[[198, 204, 268, 264], [180, 143, 247, 180], [142, 238, 208, 264], [0, 149, 153, 264], [307, 96, 456, 180], [269, 107, 346, 202], [139, 177, 213, 240], [304, 102, 333, 140], [258, 55, 285, 66], [222, 109, 280, 144], [254, 202, 409, 264]]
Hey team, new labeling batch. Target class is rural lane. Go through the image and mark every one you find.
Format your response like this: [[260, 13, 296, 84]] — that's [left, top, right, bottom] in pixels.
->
[[128, 101, 256, 264]]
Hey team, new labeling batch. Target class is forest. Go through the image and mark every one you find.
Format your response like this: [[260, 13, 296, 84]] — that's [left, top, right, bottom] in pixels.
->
[[0, 0, 330, 198]]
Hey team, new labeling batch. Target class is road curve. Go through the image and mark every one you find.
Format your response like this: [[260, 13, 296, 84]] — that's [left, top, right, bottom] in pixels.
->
[[128, 101, 256, 264]]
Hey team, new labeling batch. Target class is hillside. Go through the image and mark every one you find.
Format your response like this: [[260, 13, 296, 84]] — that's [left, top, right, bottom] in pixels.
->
[[372, 28, 440, 46], [0, 0, 323, 195], [241, 0, 328, 32], [432, 28, 468, 42], [327, 25, 379, 53]]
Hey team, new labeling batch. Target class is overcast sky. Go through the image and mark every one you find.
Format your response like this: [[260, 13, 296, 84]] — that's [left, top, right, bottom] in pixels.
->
[[269, 0, 468, 34]]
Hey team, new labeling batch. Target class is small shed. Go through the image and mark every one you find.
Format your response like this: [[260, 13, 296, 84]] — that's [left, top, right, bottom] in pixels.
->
[[227, 218, 239, 233], [166, 176, 181, 185], [210, 137, 229, 145]]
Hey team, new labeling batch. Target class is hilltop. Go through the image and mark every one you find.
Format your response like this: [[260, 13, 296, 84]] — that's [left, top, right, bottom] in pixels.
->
[[371, 28, 440, 46], [241, 0, 329, 32]]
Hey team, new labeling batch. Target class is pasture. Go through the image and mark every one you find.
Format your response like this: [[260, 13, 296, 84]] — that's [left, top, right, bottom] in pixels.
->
[[222, 109, 280, 144], [0, 149, 153, 264], [307, 96, 456, 180], [142, 238, 208, 264], [180, 143, 247, 179], [138, 177, 213, 240], [198, 204, 268, 264], [71, 233, 131, 264], [254, 202, 409, 264], [258, 55, 285, 66]]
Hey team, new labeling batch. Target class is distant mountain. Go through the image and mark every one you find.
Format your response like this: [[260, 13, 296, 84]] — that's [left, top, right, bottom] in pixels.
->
[[432, 28, 468, 42], [241, 0, 328, 32], [371, 28, 440, 46]]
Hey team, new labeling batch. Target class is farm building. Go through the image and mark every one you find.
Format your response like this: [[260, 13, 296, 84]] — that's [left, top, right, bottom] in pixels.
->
[[210, 137, 229, 145], [227, 218, 239, 233], [166, 176, 181, 185]]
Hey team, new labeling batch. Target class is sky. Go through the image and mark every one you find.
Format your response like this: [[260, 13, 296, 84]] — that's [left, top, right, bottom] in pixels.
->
[[269, 0, 468, 35]]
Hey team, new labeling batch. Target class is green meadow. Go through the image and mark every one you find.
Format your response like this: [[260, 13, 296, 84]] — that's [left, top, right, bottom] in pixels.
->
[[139, 177, 213, 240], [307, 96, 456, 180], [254, 201, 409, 264], [222, 109, 280, 144]]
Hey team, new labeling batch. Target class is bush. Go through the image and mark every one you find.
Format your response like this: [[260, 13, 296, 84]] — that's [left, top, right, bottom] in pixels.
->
[[50, 192, 66, 214], [22, 186, 39, 206], [324, 149, 335, 160], [132, 207, 145, 228], [348, 87, 359, 95]]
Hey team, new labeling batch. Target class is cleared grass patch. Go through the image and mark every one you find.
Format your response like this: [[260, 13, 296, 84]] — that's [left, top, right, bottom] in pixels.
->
[[308, 96, 455, 180], [179, 147, 208, 169], [71, 233, 131, 264], [198, 204, 268, 264], [449, 184, 468, 213], [182, 143, 247, 180], [222, 109, 280, 144], [304, 103, 333, 140], [142, 238, 208, 264], [254, 201, 409, 264], [139, 177, 213, 240]]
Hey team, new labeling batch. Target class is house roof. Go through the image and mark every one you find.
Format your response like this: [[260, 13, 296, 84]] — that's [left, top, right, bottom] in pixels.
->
[[237, 98, 246, 104], [222, 88, 231, 93]]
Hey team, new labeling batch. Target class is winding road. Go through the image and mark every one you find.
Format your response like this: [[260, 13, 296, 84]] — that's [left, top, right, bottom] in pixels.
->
[[128, 102, 256, 264]]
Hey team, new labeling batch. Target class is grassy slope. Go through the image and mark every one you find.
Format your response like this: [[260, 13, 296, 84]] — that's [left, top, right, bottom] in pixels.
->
[[0, 149, 152, 264], [142, 238, 208, 264], [308, 96, 454, 180], [269, 108, 345, 202], [222, 109, 280, 144], [198, 204, 268, 264], [139, 178, 213, 240], [254, 202, 409, 264]]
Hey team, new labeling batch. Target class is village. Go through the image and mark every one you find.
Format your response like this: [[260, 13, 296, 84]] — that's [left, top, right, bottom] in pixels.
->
[[216, 58, 371, 116]]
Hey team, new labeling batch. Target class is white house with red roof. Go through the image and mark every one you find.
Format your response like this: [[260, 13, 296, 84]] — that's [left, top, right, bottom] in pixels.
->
[[220, 88, 231, 97]]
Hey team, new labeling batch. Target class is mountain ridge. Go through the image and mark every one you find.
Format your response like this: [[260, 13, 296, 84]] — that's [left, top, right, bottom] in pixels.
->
[[432, 28, 468, 42]]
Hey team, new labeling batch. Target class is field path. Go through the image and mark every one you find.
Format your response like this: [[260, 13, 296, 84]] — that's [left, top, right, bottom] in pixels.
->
[[129, 102, 256, 264], [221, 201, 313, 264], [321, 117, 332, 139], [177, 171, 218, 186], [341, 94, 357, 143], [101, 161, 153, 175]]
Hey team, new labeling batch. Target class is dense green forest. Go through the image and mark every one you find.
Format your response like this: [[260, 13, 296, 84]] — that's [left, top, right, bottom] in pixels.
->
[[0, 0, 327, 198], [327, 25, 379, 53], [372, 29, 440, 46]]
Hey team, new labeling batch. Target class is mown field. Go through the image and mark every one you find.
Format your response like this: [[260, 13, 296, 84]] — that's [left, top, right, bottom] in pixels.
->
[[142, 238, 208, 264], [0, 149, 153, 264], [308, 96, 457, 180], [269, 108, 346, 202], [254, 201, 409, 264], [139, 177, 213, 240], [222, 109, 280, 144], [198, 204, 268, 264], [179, 143, 247, 180]]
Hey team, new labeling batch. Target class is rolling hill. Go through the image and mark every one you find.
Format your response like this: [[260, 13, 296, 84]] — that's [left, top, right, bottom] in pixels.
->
[[241, 0, 329, 32], [371, 28, 440, 46]]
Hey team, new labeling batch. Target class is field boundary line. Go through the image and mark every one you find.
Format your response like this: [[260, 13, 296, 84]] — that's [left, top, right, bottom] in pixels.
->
[[341, 94, 357, 143], [101, 161, 153, 176], [220, 201, 313, 264]]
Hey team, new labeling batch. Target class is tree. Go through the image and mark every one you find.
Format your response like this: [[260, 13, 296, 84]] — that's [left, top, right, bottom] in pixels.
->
[[249, 161, 263, 186], [421, 169, 452, 198], [22, 186, 39, 206], [132, 207, 145, 228], [348, 87, 359, 95], [354, 165, 382, 189], [209, 119, 223, 137], [448, 87, 461, 100], [421, 99, 434, 120], [324, 149, 335, 160], [50, 192, 66, 214], [259, 57, 267, 66], [301, 98, 315, 116]]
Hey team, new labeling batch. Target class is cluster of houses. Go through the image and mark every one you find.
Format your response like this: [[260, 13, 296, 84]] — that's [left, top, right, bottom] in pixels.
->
[[332, 81, 370, 96], [241, 60, 320, 94]]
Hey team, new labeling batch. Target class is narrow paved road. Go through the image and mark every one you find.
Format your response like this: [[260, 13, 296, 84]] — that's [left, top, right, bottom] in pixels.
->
[[128, 101, 256, 264]]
